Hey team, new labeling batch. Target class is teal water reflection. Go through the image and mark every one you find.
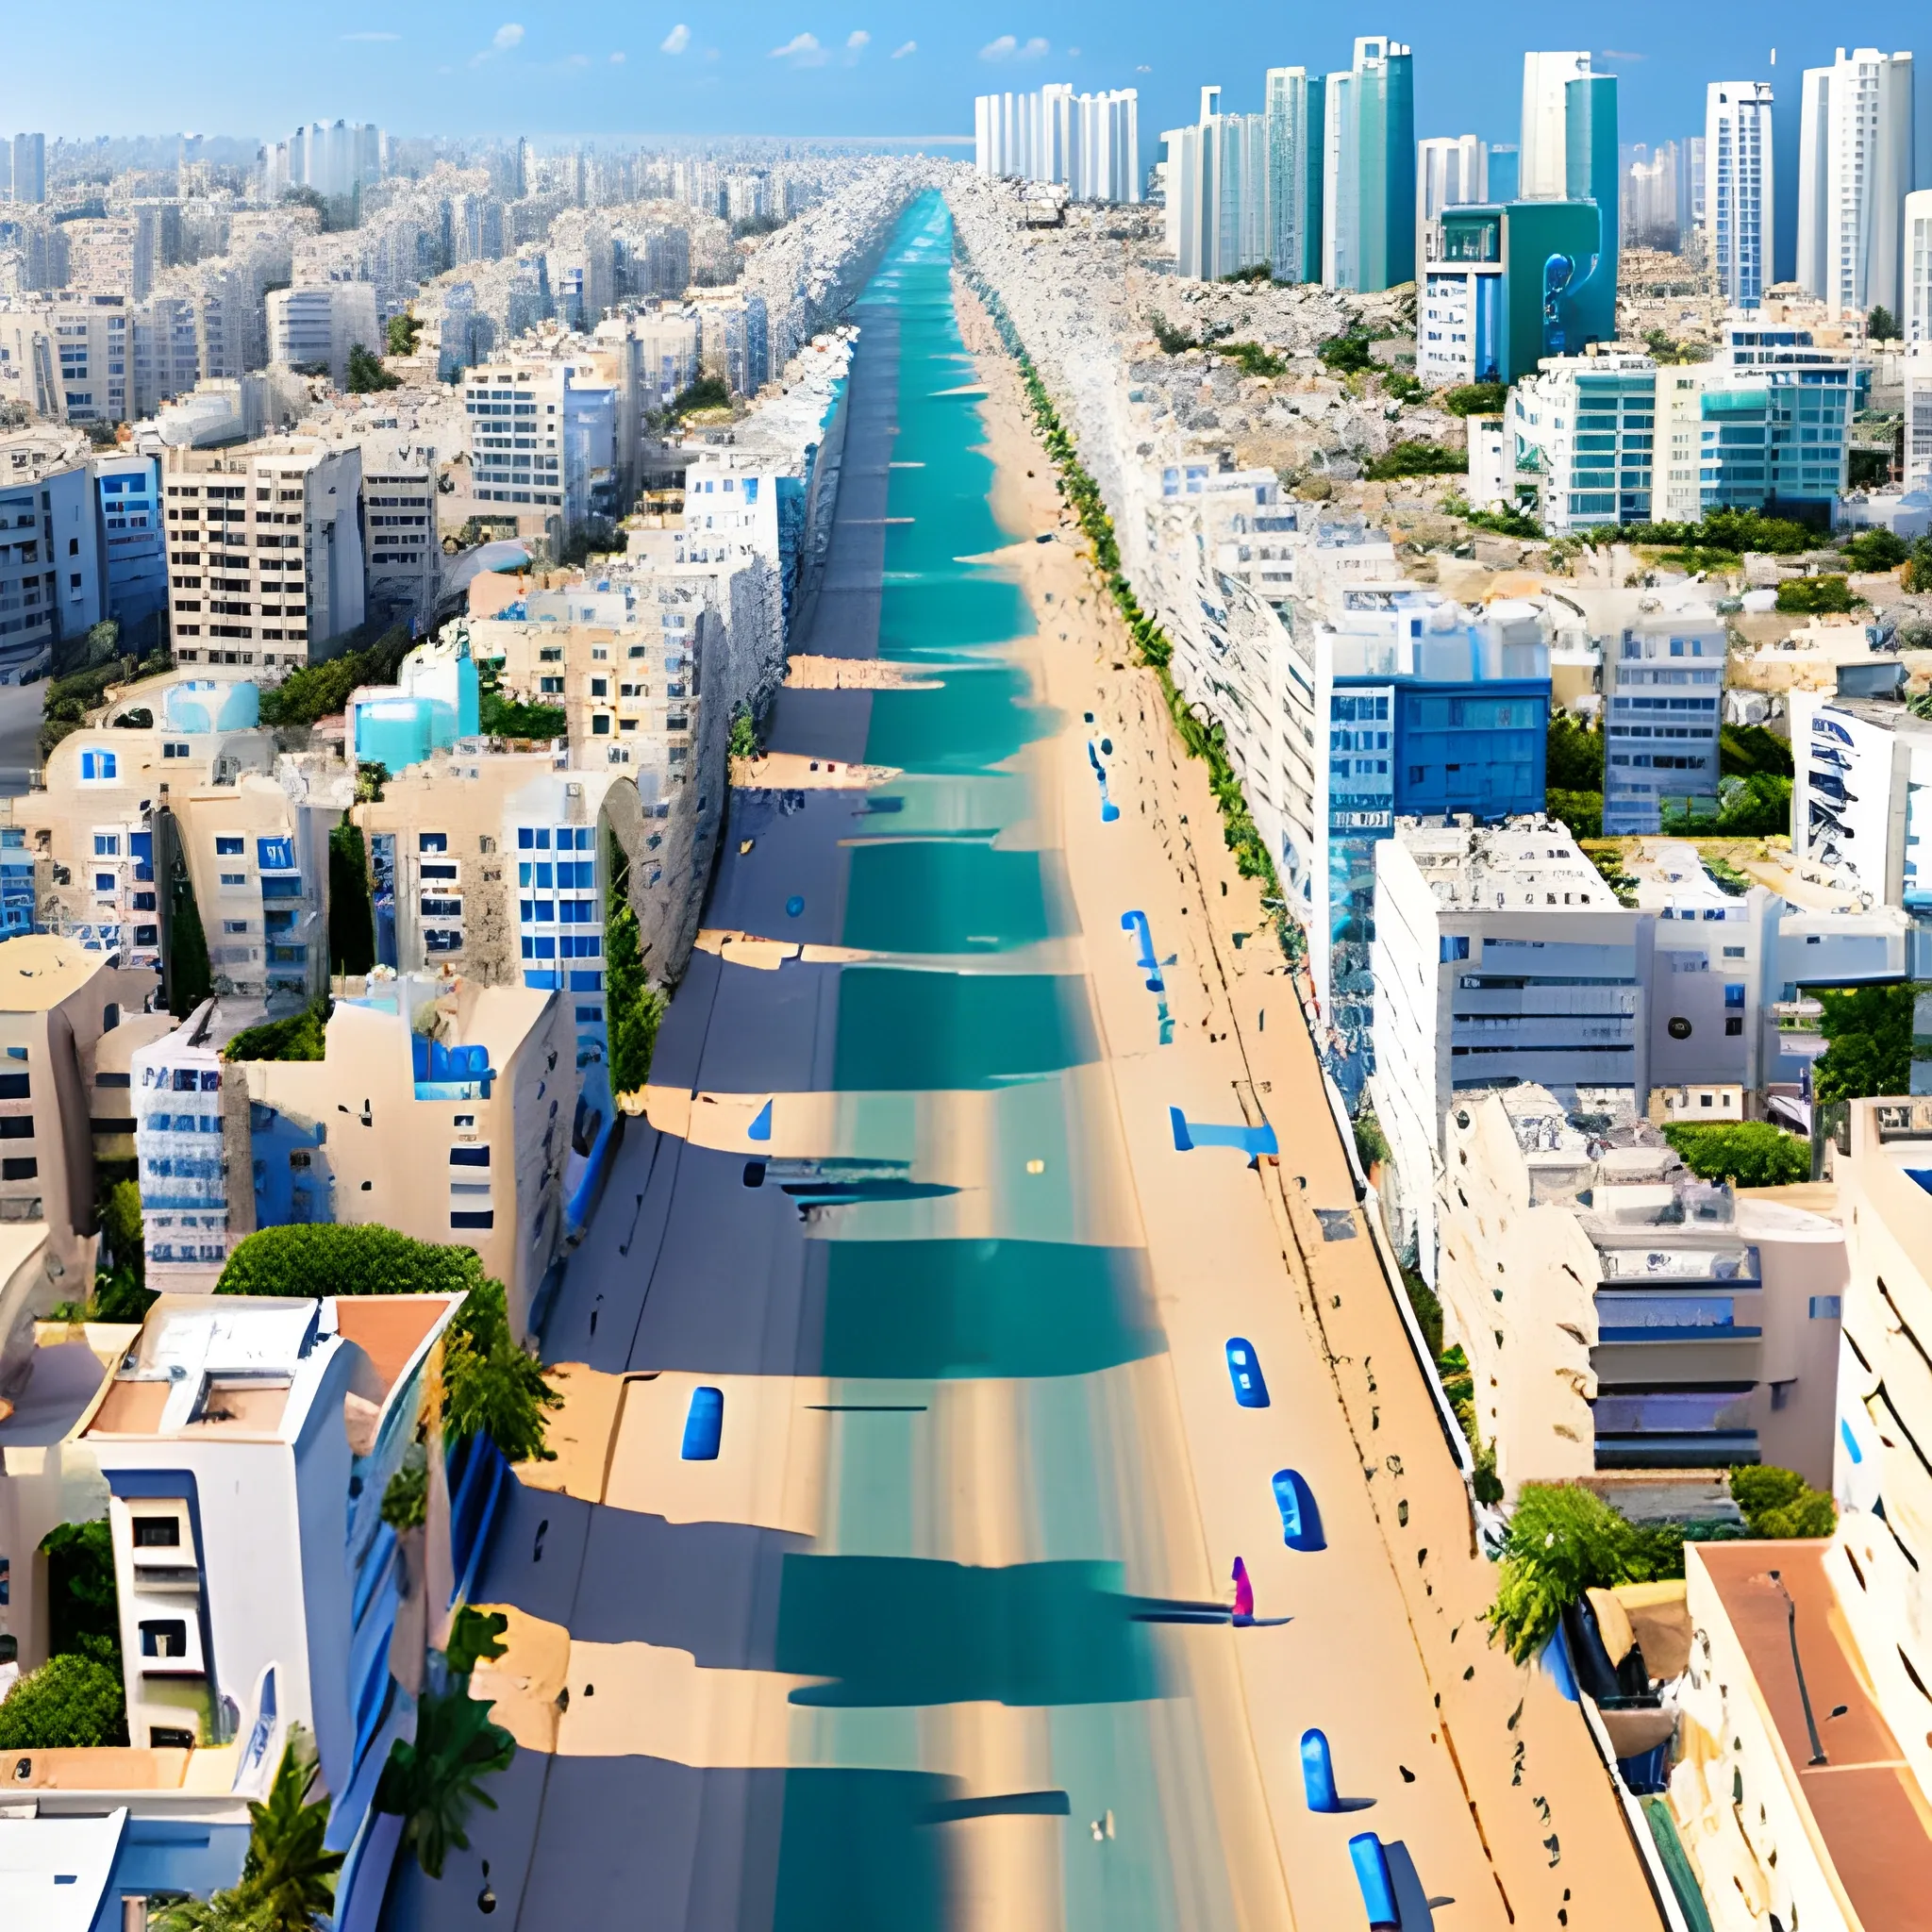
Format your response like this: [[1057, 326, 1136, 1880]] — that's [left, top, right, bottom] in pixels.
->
[[777, 1556, 1160, 1707], [830, 968, 1098, 1091], [818, 1238, 1161, 1380]]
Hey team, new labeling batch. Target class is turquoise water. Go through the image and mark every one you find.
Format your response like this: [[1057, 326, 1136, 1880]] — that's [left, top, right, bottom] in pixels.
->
[[768, 192, 1207, 1932]]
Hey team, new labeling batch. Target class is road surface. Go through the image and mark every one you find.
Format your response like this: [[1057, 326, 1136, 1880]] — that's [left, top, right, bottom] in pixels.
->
[[386, 192, 1666, 1932]]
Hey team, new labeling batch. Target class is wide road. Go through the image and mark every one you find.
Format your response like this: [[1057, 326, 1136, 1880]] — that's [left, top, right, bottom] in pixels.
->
[[389, 192, 1664, 1932]]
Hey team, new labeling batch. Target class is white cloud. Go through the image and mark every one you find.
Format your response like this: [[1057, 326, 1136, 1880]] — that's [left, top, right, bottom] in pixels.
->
[[770, 31, 828, 64], [1135, 63, 1150, 72], [891, 39, 916, 58], [660, 22, 691, 54], [491, 22, 524, 50], [980, 34, 1017, 59], [1019, 36, 1048, 58], [1067, 45, 1080, 57], [846, 29, 869, 50], [341, 30, 400, 41], [609, 49, 626, 63], [567, 51, 589, 65]]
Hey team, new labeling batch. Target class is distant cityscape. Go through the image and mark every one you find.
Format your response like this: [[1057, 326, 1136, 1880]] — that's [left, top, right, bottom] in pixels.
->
[[0, 24, 1930, 1932]]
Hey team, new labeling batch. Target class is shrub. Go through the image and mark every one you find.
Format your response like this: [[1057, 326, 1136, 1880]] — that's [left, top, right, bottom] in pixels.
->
[[1842, 527, 1908, 573], [224, 997, 331, 1064], [1662, 1122, 1809, 1189], [668, 374, 731, 416], [1318, 332, 1375, 374], [381, 1447, 428, 1530], [386, 313, 422, 358], [728, 706, 759, 759], [1363, 439, 1465, 480], [1441, 381, 1507, 416], [1212, 341, 1286, 378], [42, 1518, 120, 1657], [478, 689, 566, 740], [0, 1650, 128, 1750], [1352, 1109, 1390, 1173], [1775, 575, 1858, 615], [258, 624, 412, 728], [1148, 312, 1197, 355], [1729, 1465, 1836, 1539]]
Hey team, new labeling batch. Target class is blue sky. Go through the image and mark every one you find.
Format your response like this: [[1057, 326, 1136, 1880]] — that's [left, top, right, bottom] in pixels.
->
[[5, 3, 1925, 154]]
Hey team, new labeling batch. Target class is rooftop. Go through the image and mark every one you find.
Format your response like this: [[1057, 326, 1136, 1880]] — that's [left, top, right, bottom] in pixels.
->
[[1394, 815, 1615, 910], [0, 936, 108, 1013], [1692, 1540, 1932, 1931]]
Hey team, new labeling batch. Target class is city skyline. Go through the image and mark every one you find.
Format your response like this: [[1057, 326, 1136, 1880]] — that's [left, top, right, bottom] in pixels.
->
[[4, 2, 1931, 157]]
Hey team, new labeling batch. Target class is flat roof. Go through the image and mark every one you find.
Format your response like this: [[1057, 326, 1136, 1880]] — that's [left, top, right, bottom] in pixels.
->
[[0, 936, 106, 1013], [1696, 1541, 1932, 1929], [335, 1297, 457, 1400]]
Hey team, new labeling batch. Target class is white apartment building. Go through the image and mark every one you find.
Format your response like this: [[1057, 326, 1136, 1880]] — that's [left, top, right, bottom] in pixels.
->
[[1797, 47, 1915, 317], [974, 84, 1141, 204], [1417, 135, 1487, 267], [1439, 1090, 1844, 1501], [1520, 52, 1594, 200], [163, 438, 366, 667], [1705, 82, 1774, 309], [1372, 816, 1650, 1269], [1907, 341, 1932, 492], [1790, 686, 1932, 915], [1604, 602, 1725, 835], [461, 358, 613, 536], [692, 290, 771, 395], [1163, 88, 1269, 283], [80, 1287, 458, 1812], [1907, 192, 1932, 344], [266, 283, 380, 389], [361, 463, 437, 627], [1263, 67, 1322, 284]]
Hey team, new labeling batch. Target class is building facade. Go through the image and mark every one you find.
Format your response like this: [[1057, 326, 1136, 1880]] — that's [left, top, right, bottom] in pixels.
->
[[1796, 47, 1915, 317], [1705, 82, 1775, 310]]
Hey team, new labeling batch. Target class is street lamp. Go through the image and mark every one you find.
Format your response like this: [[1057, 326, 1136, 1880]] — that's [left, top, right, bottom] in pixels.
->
[[1768, 1569, 1827, 1766]]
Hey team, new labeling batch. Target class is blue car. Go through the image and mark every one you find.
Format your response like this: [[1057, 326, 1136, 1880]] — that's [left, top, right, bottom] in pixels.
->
[[1272, 1468, 1325, 1552], [681, 1386, 724, 1461], [1225, 1339, 1270, 1407]]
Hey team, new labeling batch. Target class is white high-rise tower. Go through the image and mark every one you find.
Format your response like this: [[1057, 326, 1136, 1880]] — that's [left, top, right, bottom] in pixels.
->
[[1796, 47, 1914, 317], [1705, 82, 1774, 308], [1520, 52, 1592, 199]]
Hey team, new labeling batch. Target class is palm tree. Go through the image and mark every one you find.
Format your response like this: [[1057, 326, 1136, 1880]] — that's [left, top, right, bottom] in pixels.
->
[[152, 1728, 341, 1932], [375, 1679, 518, 1879]]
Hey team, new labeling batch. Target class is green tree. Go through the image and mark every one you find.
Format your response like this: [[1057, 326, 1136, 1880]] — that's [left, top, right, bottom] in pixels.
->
[[1813, 983, 1917, 1103], [1546, 715, 1605, 791], [0, 1650, 128, 1749], [345, 343, 399, 393], [667, 373, 731, 417], [381, 1445, 429, 1531], [386, 312, 422, 358], [375, 1667, 517, 1880], [1662, 1122, 1810, 1188], [1544, 789, 1603, 840], [442, 1312, 561, 1465], [258, 623, 412, 727], [327, 822, 376, 975], [219, 1233, 558, 1464], [1729, 1465, 1837, 1539], [1486, 1483, 1647, 1664], [1906, 537, 1932, 594], [1719, 723, 1793, 778], [727, 706, 758, 760], [1868, 305, 1899, 344], [100, 1176, 147, 1289], [1441, 381, 1507, 416], [166, 861, 212, 1018], [606, 832, 664, 1096], [154, 1729, 343, 1932], [1842, 526, 1908, 573], [1776, 575, 1859, 615], [41, 1517, 121, 1658], [477, 688, 566, 739]]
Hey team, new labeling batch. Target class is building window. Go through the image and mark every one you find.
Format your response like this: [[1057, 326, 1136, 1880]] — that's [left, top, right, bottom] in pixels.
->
[[133, 1517, 181, 1547]]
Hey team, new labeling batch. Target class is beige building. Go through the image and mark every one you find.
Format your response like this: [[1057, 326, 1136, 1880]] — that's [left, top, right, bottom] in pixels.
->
[[162, 437, 365, 671], [132, 974, 568, 1337], [1438, 1084, 1845, 1501], [0, 936, 163, 1344], [2, 669, 345, 1002]]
